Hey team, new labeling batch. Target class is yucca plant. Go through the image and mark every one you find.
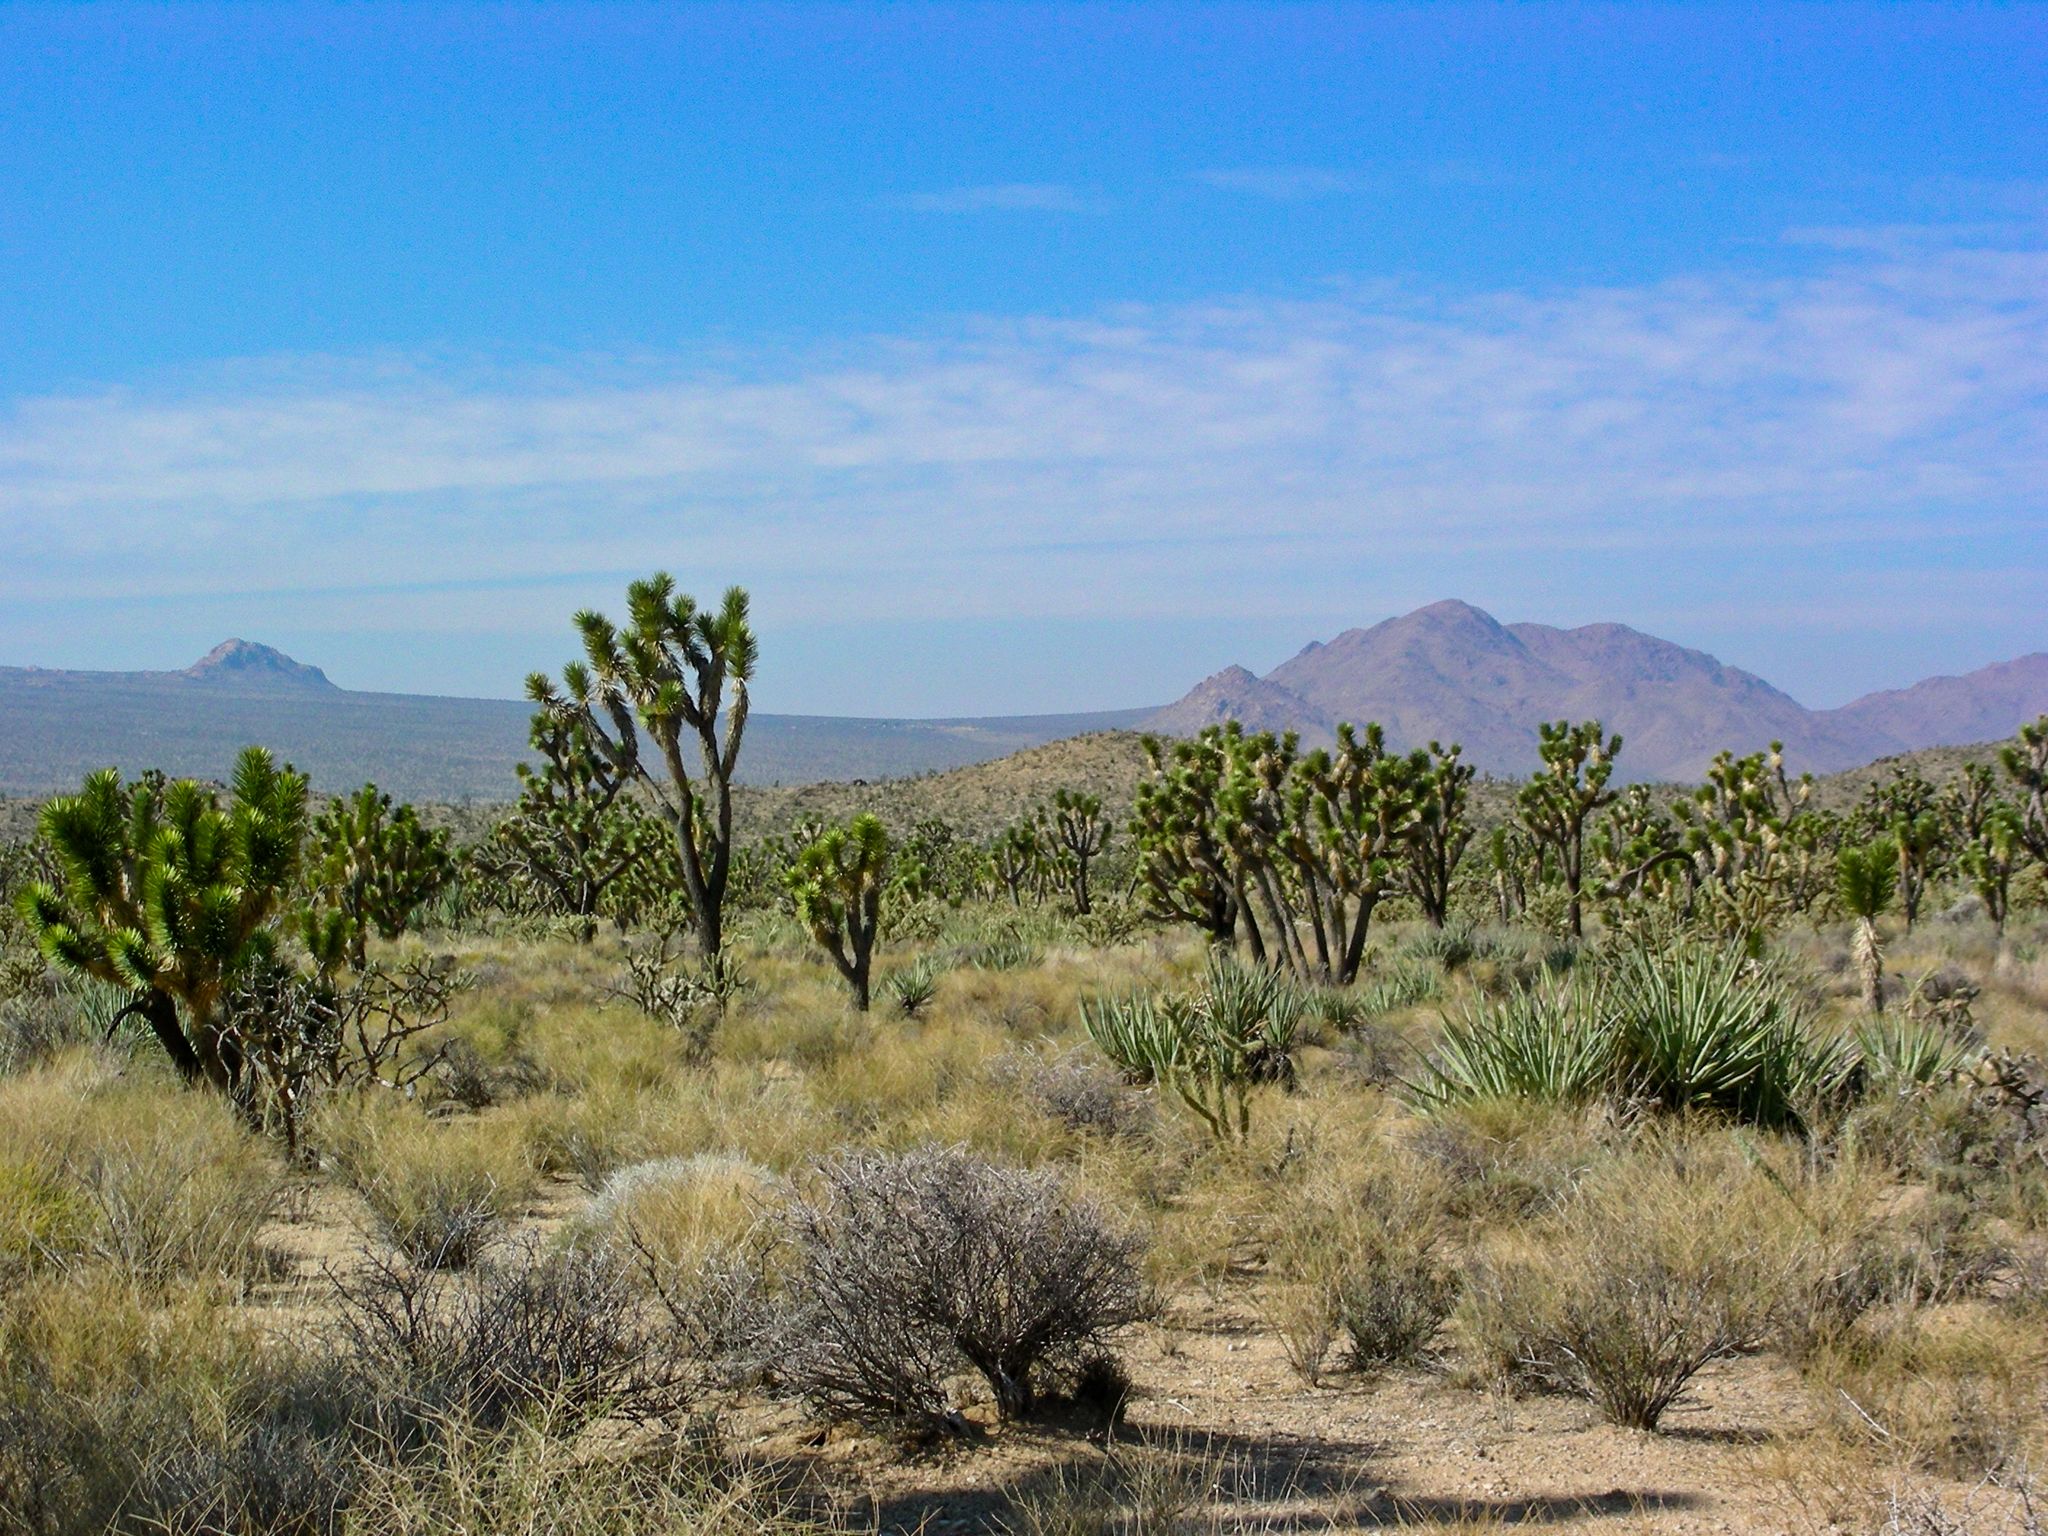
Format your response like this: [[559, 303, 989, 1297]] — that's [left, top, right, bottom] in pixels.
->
[[1854, 1015, 1979, 1093], [1080, 991, 1181, 1086], [1080, 953, 1302, 1140], [1607, 944, 1847, 1129], [883, 956, 941, 1019], [1403, 978, 1616, 1111]]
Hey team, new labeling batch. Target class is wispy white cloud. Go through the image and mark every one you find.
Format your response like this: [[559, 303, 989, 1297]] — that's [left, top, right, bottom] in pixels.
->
[[1195, 166, 1354, 200], [889, 182, 1100, 213], [2, 230, 2043, 697]]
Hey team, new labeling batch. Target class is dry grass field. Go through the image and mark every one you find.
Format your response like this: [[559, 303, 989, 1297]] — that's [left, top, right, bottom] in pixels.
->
[[5, 883, 2048, 1534]]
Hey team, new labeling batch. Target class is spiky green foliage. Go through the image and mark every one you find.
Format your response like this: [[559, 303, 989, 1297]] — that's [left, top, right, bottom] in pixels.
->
[[1130, 731, 1240, 946], [1606, 944, 1846, 1127], [1276, 723, 1421, 983], [785, 813, 892, 1011], [1132, 722, 1422, 984], [1837, 836, 1898, 1016], [1405, 979, 1616, 1110], [1044, 789, 1111, 914], [1081, 953, 1301, 1141], [882, 955, 941, 1019], [1998, 714, 2048, 866], [480, 687, 673, 939], [1670, 744, 1830, 943], [1408, 943, 1844, 1128], [534, 574, 755, 957], [300, 784, 452, 969], [1960, 803, 2027, 934], [18, 748, 308, 1094], [1854, 1014, 1980, 1093], [1516, 720, 1622, 939], [1399, 741, 1475, 929], [987, 819, 1045, 907]]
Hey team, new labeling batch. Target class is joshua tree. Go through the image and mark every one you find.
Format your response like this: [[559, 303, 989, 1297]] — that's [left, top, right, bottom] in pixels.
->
[[1131, 731, 1242, 950], [1044, 790, 1112, 914], [485, 689, 658, 940], [532, 575, 755, 958], [1400, 741, 1474, 928], [988, 821, 1043, 907], [1890, 810, 1941, 931], [1836, 836, 1898, 1015], [302, 784, 453, 969], [786, 814, 892, 1011], [1485, 824, 1537, 923], [2001, 715, 2048, 867], [1961, 804, 2026, 935], [1277, 723, 1419, 983], [19, 748, 308, 1095], [1517, 720, 1622, 939]]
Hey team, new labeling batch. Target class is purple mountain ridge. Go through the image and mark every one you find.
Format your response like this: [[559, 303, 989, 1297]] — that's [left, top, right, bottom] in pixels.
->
[[1142, 600, 2048, 781]]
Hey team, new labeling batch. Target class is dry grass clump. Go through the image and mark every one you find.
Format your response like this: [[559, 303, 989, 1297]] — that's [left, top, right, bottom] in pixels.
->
[[1267, 1144, 1459, 1383], [0, 1272, 353, 1536], [314, 1094, 536, 1267], [0, 1052, 280, 1290], [1802, 1304, 2044, 1480], [343, 1418, 811, 1536], [1453, 1131, 1787, 1428]]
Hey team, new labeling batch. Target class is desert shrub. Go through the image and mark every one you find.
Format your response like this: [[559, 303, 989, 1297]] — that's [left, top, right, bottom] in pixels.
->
[[586, 1154, 780, 1299], [1268, 1159, 1459, 1383], [0, 980, 108, 1076], [1456, 1138, 1783, 1429], [315, 1097, 534, 1268], [583, 1156, 788, 1386], [987, 1048, 1154, 1140], [1407, 1097, 1608, 1221], [1807, 1307, 2040, 1479], [332, 1235, 693, 1437], [0, 1273, 360, 1536], [344, 1416, 803, 1536], [773, 1145, 1148, 1427]]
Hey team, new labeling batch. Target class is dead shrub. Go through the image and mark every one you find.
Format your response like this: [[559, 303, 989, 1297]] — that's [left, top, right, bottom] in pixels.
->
[[773, 1145, 1149, 1428], [987, 1048, 1155, 1140], [330, 1234, 692, 1437]]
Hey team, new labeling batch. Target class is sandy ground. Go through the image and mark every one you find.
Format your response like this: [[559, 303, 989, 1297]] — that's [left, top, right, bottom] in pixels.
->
[[249, 1172, 2028, 1535]]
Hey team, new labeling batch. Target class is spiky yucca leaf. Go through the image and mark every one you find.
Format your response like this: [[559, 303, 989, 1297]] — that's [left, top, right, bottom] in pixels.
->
[[1403, 978, 1617, 1110]]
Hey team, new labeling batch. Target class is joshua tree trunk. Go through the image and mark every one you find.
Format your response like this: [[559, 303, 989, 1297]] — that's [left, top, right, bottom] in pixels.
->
[[1853, 916, 1885, 1015]]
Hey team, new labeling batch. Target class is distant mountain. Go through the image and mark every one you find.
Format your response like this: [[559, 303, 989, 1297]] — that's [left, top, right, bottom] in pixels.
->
[[1822, 654, 2048, 752], [1143, 600, 2046, 781], [184, 639, 336, 690], [0, 642, 1151, 802]]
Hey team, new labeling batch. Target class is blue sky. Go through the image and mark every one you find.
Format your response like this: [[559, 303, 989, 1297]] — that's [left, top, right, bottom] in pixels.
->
[[2, 2, 2043, 715]]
